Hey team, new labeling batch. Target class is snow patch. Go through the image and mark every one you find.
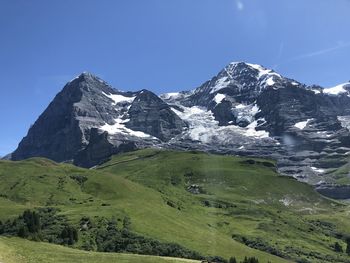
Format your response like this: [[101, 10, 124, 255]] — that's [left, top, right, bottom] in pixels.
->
[[294, 119, 312, 130], [323, 83, 350, 96], [246, 63, 281, 79], [99, 118, 153, 138], [311, 89, 321, 94], [235, 104, 246, 109], [311, 167, 325, 173], [213, 93, 226, 104], [246, 120, 269, 138], [210, 77, 230, 94], [102, 92, 135, 105], [265, 77, 275, 86]]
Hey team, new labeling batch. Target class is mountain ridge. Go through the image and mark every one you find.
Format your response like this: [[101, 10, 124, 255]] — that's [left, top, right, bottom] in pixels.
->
[[8, 61, 350, 196]]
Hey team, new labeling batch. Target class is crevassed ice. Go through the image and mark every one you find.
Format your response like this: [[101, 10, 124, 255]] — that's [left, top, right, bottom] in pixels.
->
[[233, 103, 260, 124], [171, 105, 269, 144]]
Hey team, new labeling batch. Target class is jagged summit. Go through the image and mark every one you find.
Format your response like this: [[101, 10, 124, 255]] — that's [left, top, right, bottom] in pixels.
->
[[225, 61, 281, 78], [161, 61, 302, 106], [67, 71, 112, 88], [71, 71, 101, 80]]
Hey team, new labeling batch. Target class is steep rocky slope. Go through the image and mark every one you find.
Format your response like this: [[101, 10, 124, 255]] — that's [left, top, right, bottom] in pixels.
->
[[12, 73, 185, 167]]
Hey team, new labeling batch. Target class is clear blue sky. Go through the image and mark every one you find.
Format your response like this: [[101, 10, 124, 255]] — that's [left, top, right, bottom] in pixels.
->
[[0, 0, 349, 156]]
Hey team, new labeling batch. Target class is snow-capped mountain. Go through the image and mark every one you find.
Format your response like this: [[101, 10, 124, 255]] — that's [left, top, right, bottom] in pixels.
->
[[10, 63, 350, 196], [12, 73, 185, 167]]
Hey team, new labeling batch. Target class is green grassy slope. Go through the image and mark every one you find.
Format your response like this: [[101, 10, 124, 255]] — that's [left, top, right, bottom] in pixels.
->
[[1, 149, 350, 262], [0, 237, 199, 263]]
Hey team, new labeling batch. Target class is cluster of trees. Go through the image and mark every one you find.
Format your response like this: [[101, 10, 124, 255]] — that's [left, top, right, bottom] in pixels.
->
[[94, 219, 204, 260], [60, 226, 78, 245], [0, 208, 78, 246], [81, 217, 265, 263], [233, 235, 284, 258], [0, 210, 311, 263], [8, 209, 350, 263]]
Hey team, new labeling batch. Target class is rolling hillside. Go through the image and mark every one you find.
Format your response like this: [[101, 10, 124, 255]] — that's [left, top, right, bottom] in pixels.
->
[[1, 149, 350, 262], [0, 237, 200, 263]]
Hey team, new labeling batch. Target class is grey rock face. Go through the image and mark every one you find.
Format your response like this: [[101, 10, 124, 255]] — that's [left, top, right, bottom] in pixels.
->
[[12, 73, 86, 162], [126, 90, 187, 141], [73, 128, 137, 168]]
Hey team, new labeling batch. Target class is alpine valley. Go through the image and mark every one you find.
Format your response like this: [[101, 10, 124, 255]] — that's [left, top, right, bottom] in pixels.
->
[[2, 62, 350, 263], [9, 62, 350, 197]]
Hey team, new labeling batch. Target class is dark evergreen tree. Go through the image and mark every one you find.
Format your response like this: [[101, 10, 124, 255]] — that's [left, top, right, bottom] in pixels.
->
[[334, 241, 343, 252], [60, 226, 78, 245], [229, 257, 237, 263], [123, 216, 131, 229], [18, 226, 29, 238], [0, 220, 3, 234], [22, 210, 41, 233]]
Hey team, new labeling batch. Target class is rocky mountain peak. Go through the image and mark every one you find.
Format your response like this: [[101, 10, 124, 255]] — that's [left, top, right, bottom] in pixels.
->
[[126, 90, 187, 141], [223, 61, 270, 78], [164, 62, 294, 109], [73, 71, 103, 82], [65, 71, 115, 95], [218, 61, 283, 85]]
